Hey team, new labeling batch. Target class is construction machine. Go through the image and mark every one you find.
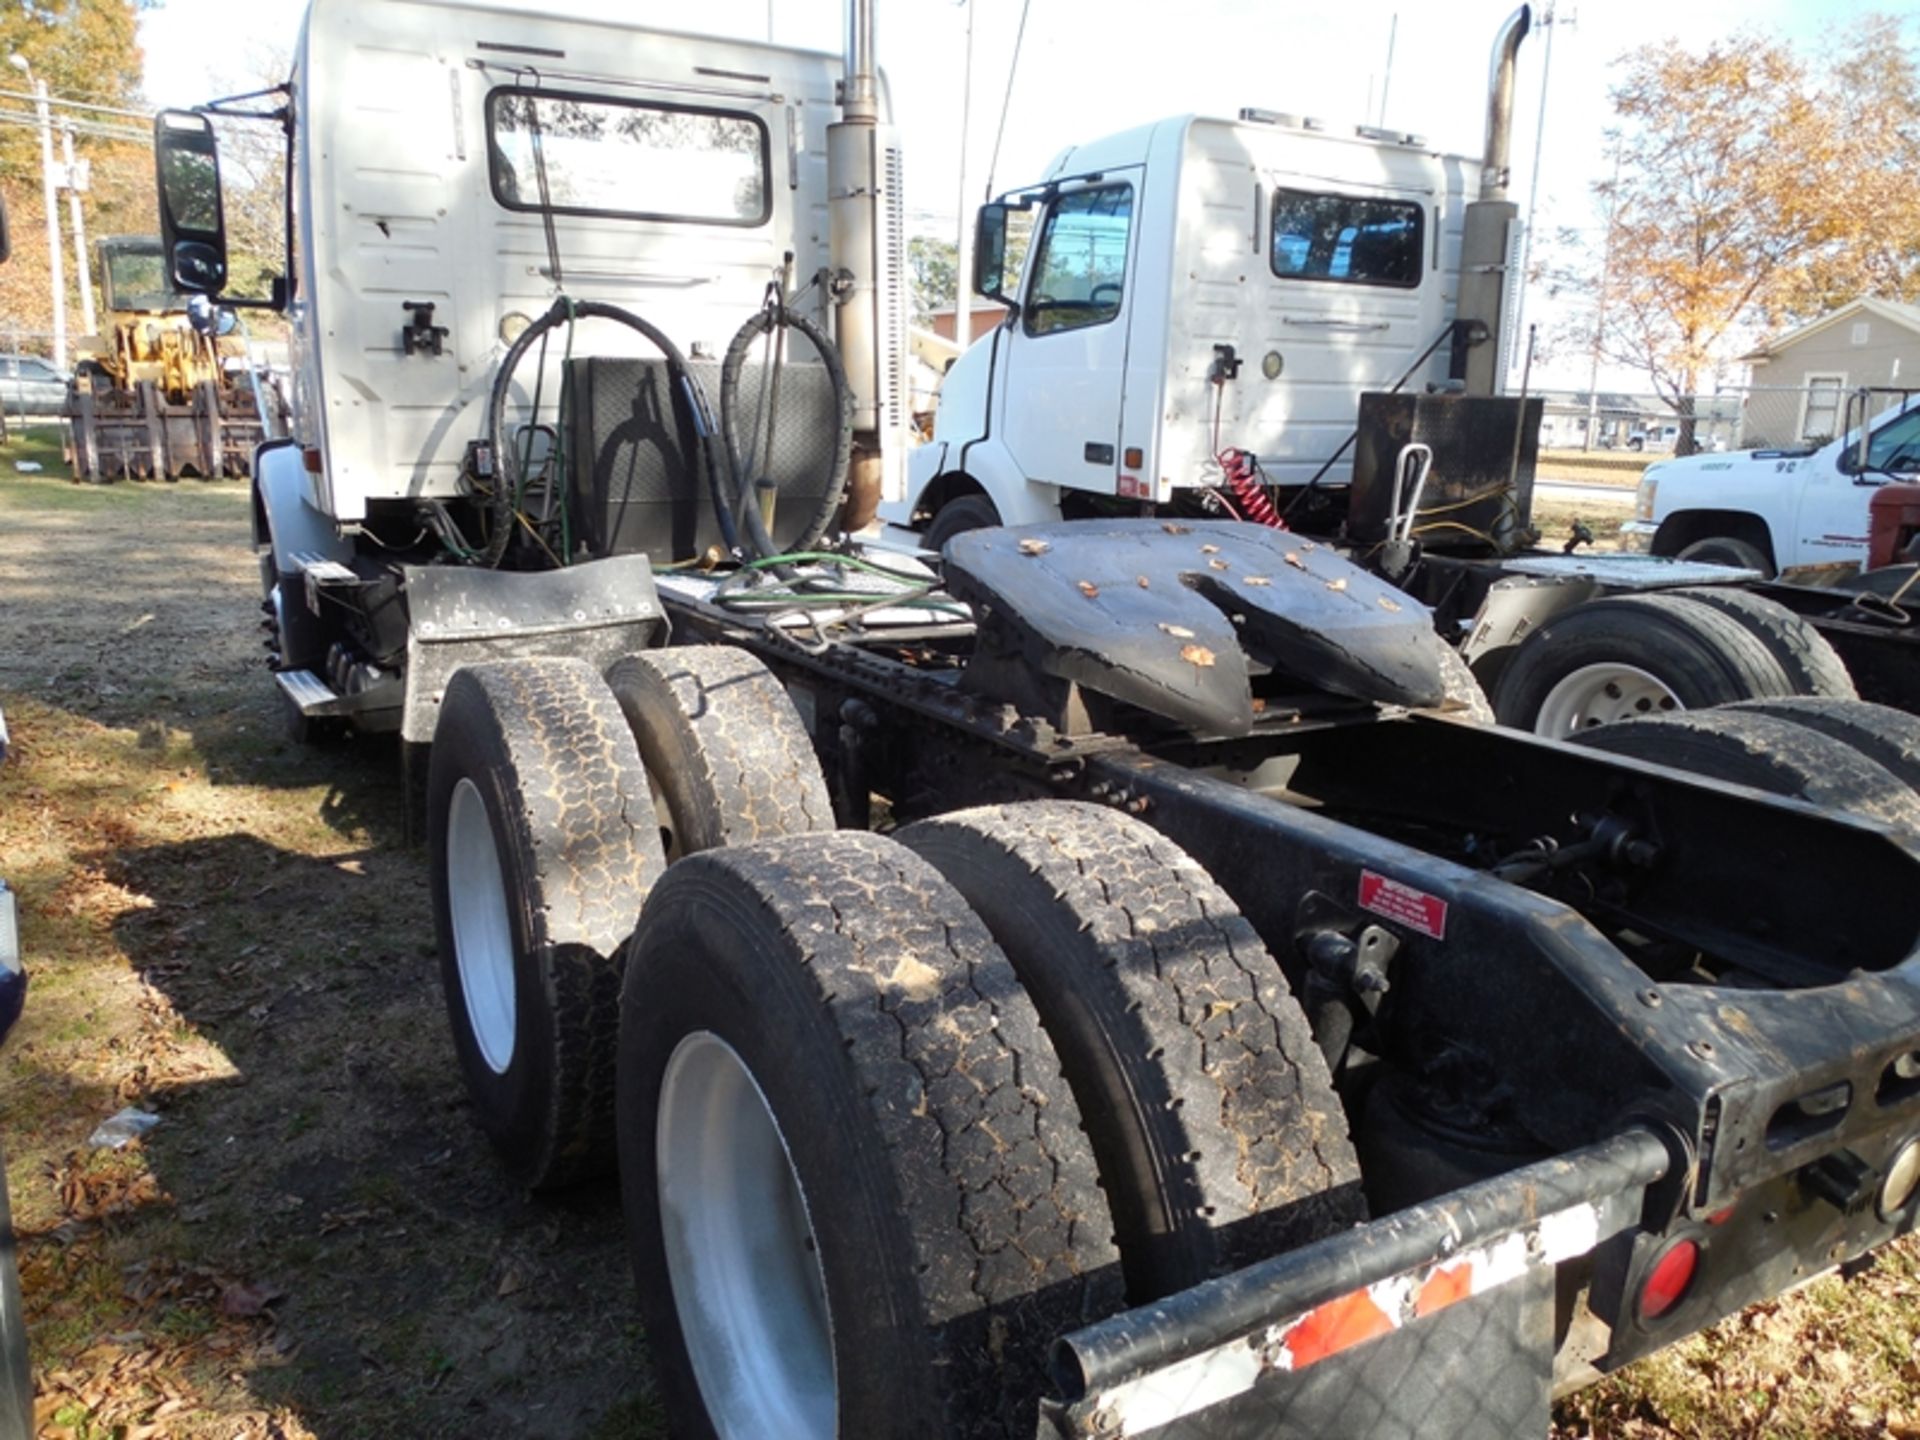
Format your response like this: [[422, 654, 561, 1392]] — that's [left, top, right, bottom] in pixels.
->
[[64, 234, 282, 481]]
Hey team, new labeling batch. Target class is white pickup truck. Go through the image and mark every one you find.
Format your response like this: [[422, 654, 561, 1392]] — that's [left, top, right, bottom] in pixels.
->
[[1620, 393, 1920, 577]]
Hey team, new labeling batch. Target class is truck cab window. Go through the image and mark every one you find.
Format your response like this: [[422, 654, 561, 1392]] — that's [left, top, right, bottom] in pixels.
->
[[1866, 405, 1920, 472], [1024, 183, 1133, 337], [487, 89, 769, 227], [1270, 189, 1422, 288]]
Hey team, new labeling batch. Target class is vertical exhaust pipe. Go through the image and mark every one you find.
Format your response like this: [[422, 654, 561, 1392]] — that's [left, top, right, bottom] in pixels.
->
[[1454, 5, 1531, 396], [828, 0, 902, 517], [1481, 6, 1531, 202]]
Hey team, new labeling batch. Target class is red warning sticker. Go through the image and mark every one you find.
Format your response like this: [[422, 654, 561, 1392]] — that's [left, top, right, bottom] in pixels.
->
[[1358, 870, 1449, 940]]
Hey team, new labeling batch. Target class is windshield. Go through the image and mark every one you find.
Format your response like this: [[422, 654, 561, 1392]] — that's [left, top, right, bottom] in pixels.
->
[[100, 240, 186, 313], [1866, 404, 1920, 474]]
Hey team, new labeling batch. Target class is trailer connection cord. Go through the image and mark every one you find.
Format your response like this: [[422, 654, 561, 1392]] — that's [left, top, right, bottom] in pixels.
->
[[485, 296, 734, 567], [710, 549, 968, 628], [1205, 365, 1284, 528], [717, 287, 855, 561]]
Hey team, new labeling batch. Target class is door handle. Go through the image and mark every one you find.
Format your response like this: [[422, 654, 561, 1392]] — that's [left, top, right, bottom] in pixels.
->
[[1282, 318, 1392, 333]]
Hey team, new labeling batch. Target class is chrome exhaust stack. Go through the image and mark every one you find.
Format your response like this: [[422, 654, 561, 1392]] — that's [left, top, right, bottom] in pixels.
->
[[828, 0, 906, 510], [1456, 5, 1531, 396]]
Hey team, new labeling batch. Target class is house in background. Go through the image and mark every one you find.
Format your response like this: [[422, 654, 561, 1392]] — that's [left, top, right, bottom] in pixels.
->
[[924, 305, 1004, 347], [1738, 297, 1920, 446]]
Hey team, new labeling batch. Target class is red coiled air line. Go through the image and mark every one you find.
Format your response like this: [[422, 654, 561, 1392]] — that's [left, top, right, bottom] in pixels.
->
[[1218, 448, 1286, 529]]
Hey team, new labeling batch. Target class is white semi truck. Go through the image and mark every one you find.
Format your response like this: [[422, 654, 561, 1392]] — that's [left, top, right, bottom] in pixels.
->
[[156, 3, 1920, 1437], [881, 16, 1886, 737]]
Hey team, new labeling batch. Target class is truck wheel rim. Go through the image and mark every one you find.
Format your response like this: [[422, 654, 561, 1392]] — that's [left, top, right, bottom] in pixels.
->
[[658, 1031, 835, 1440], [1535, 662, 1682, 736], [447, 777, 516, 1074]]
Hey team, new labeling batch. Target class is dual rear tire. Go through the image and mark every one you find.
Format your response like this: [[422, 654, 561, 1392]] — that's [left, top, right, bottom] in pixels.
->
[[1493, 589, 1855, 735], [429, 646, 833, 1189], [618, 809, 1363, 1438], [428, 656, 1366, 1435]]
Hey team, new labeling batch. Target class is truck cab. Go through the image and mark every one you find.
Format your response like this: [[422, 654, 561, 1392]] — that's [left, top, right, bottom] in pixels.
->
[[157, 0, 907, 744], [1621, 392, 1920, 576], [888, 109, 1500, 544]]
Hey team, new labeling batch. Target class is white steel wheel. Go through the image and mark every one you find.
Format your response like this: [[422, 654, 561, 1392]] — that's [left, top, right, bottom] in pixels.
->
[[446, 777, 516, 1075], [657, 1031, 834, 1440], [1534, 662, 1682, 737]]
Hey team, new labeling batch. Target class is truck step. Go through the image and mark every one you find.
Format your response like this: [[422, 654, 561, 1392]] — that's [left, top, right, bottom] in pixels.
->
[[275, 668, 351, 717], [290, 553, 357, 585]]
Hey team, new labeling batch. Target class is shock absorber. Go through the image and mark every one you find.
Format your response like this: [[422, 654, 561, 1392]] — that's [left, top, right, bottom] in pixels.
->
[[1219, 448, 1285, 529]]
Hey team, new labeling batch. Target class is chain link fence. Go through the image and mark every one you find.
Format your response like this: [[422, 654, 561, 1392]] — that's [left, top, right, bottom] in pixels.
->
[[1535, 382, 1911, 457]]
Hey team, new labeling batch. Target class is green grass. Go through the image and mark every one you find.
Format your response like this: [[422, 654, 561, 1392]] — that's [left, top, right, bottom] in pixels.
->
[[0, 425, 248, 513]]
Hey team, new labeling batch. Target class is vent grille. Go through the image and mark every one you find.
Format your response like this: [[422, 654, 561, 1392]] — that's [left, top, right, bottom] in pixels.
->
[[880, 141, 908, 438]]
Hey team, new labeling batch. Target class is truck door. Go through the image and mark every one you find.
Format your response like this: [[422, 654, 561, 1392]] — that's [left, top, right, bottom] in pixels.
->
[[1797, 405, 1920, 567], [1000, 174, 1140, 495]]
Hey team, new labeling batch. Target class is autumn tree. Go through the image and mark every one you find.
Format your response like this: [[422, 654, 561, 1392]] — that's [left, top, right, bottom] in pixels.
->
[[1552, 18, 1920, 443], [0, 0, 149, 352]]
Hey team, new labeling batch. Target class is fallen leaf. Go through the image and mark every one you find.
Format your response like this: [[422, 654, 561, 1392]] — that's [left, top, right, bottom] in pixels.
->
[[1180, 644, 1216, 667], [1161, 522, 1191, 535], [1076, 580, 1100, 598], [1284, 552, 1306, 570], [1244, 575, 1271, 587], [1325, 577, 1348, 592], [1017, 538, 1051, 556], [1200, 543, 1221, 554], [497, 1266, 528, 1298], [1157, 622, 1196, 639], [1377, 596, 1402, 612], [1208, 558, 1229, 571], [218, 1280, 286, 1318]]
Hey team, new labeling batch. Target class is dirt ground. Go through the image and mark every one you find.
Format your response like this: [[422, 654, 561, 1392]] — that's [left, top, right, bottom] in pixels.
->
[[0, 432, 658, 1438], [2, 426, 1919, 1439]]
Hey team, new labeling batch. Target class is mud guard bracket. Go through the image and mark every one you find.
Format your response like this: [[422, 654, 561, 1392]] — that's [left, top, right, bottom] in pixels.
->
[[400, 556, 664, 742]]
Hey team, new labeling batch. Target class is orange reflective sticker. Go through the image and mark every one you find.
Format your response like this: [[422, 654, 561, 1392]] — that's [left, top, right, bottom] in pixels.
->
[[1414, 1263, 1474, 1318], [1283, 1289, 1394, 1366]]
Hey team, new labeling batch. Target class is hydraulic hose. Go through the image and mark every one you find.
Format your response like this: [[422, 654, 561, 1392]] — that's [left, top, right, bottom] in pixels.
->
[[485, 296, 736, 567], [719, 302, 855, 560]]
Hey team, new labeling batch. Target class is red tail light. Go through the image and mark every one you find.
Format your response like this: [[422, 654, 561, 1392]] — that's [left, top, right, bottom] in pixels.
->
[[1639, 1239, 1699, 1321]]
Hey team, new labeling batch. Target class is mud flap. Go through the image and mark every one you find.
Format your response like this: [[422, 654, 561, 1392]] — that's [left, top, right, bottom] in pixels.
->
[[400, 556, 665, 743], [1039, 1131, 1670, 1440]]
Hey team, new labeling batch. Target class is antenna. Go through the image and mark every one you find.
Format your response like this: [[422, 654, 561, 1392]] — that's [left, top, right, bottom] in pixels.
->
[[1378, 14, 1398, 127], [1512, 3, 1577, 385]]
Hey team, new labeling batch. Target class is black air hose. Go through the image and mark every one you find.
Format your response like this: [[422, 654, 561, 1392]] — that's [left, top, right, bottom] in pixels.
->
[[718, 302, 854, 559], [485, 296, 737, 566]]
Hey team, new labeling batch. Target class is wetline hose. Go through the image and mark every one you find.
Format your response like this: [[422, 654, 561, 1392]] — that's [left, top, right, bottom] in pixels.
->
[[718, 301, 855, 560], [486, 296, 737, 566]]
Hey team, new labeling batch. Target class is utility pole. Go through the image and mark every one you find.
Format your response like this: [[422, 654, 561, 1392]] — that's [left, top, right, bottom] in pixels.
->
[[8, 55, 66, 371], [1584, 145, 1621, 453], [62, 126, 95, 339], [953, 0, 975, 350]]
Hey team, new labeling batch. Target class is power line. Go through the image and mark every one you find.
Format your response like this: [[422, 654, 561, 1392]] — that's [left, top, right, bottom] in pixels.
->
[[0, 85, 152, 123], [982, 0, 1032, 200], [0, 111, 148, 145]]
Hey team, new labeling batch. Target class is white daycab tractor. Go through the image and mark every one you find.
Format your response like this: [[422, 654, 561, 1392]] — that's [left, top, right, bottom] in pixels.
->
[[893, 8, 1869, 736], [156, 4, 1920, 1439]]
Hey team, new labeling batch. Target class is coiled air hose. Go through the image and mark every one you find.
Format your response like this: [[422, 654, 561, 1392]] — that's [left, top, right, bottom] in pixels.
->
[[718, 299, 854, 560], [484, 296, 738, 567]]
